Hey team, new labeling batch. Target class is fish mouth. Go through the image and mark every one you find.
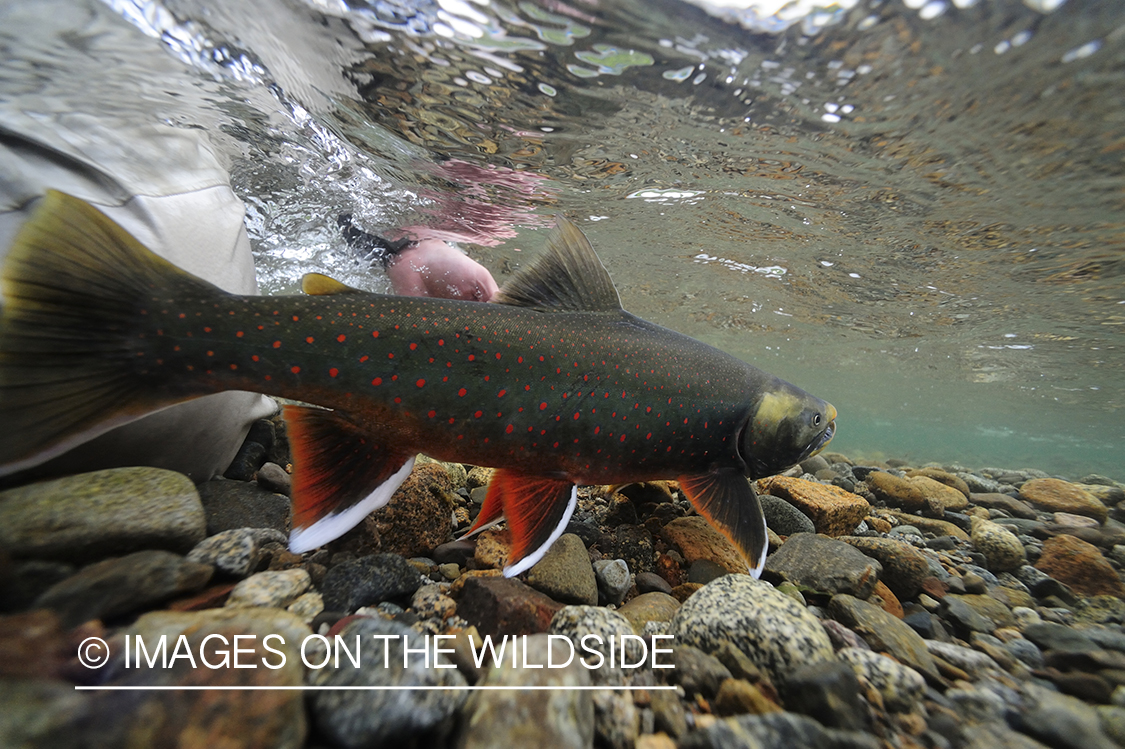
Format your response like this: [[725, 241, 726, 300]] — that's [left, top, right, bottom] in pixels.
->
[[800, 414, 836, 462]]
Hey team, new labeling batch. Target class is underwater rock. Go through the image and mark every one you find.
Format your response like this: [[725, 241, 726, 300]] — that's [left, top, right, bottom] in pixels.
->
[[970, 516, 1028, 573], [837, 647, 926, 713], [764, 533, 882, 598], [319, 553, 423, 613], [828, 594, 939, 683], [452, 575, 564, 637], [0, 467, 205, 564], [1020, 478, 1107, 523], [593, 558, 631, 606], [454, 634, 594, 749], [197, 479, 291, 536], [837, 536, 931, 599], [186, 527, 287, 578], [756, 476, 870, 536], [35, 550, 213, 627], [660, 516, 747, 574], [758, 494, 816, 536], [524, 533, 598, 606], [310, 616, 466, 748], [1035, 535, 1125, 598], [669, 575, 835, 687], [616, 592, 680, 634], [225, 568, 310, 609], [371, 462, 457, 558]]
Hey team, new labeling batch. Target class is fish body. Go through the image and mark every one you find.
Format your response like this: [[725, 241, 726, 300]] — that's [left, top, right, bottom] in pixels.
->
[[0, 192, 836, 576]]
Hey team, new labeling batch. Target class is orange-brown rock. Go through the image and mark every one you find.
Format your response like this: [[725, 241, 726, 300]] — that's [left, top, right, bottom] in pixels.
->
[[866, 580, 904, 618], [1035, 535, 1125, 598], [755, 476, 870, 536], [660, 516, 747, 574], [372, 462, 457, 557], [1020, 478, 1107, 523]]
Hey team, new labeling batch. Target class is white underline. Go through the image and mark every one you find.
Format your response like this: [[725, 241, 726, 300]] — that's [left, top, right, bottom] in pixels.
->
[[74, 685, 678, 691]]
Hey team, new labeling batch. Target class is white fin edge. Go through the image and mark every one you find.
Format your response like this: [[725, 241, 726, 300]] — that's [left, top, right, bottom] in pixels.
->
[[502, 485, 578, 578], [459, 513, 506, 540], [288, 455, 416, 554], [749, 508, 768, 580]]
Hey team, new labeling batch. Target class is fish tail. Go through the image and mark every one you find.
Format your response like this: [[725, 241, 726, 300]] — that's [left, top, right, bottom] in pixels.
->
[[0, 190, 219, 476]]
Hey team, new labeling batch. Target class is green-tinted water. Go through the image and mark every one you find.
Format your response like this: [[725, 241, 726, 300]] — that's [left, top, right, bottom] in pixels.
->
[[6, 0, 1123, 477]]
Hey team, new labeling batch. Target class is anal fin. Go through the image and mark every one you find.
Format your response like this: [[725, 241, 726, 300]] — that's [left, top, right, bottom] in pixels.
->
[[461, 485, 506, 539], [485, 470, 577, 578], [284, 405, 415, 553], [678, 470, 768, 578]]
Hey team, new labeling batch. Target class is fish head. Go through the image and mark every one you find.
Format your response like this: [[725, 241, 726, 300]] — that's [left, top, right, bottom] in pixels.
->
[[740, 381, 836, 479]]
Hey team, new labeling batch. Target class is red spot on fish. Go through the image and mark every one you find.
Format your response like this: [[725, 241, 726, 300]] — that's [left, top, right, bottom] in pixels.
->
[[359, 355, 368, 363], [251, 355, 259, 362], [292, 315, 299, 321], [416, 379, 426, 388], [498, 390, 506, 397], [506, 424, 514, 434], [594, 426, 600, 434], [458, 388, 467, 397], [291, 366, 301, 374], [410, 343, 417, 351], [273, 341, 281, 349], [372, 331, 380, 338], [495, 353, 502, 360], [438, 339, 445, 346], [306, 336, 315, 344], [539, 402, 547, 411], [337, 334, 346, 343], [236, 331, 244, 338], [474, 410, 483, 419], [468, 354, 475, 361], [620, 434, 627, 442], [428, 410, 436, 418], [372, 377, 382, 386], [388, 353, 394, 359], [573, 412, 580, 420], [329, 368, 339, 378], [203, 327, 212, 333]]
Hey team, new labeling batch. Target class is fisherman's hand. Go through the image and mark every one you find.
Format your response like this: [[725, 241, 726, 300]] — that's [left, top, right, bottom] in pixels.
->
[[386, 239, 499, 302]]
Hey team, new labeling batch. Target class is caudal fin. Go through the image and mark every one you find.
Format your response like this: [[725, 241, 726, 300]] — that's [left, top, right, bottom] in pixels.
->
[[0, 191, 217, 476]]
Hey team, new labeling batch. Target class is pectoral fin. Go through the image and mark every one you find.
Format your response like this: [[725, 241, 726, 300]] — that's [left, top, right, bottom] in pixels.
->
[[283, 405, 415, 553], [483, 470, 577, 577], [678, 470, 768, 578]]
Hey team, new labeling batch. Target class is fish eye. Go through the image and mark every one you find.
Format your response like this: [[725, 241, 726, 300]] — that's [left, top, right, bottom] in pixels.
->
[[812, 413, 821, 426]]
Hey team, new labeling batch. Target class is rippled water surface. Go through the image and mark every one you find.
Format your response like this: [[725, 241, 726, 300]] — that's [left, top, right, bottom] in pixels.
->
[[6, 0, 1124, 476]]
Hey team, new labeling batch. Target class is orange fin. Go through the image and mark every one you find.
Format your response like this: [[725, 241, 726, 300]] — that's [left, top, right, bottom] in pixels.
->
[[284, 405, 415, 553], [461, 484, 506, 539], [678, 470, 768, 578], [487, 470, 577, 577]]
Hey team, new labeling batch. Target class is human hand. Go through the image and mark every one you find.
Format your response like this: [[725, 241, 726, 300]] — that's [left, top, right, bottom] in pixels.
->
[[386, 238, 499, 302]]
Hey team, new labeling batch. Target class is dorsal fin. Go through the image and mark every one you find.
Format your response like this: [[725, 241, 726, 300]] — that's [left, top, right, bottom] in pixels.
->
[[492, 215, 622, 313], [302, 273, 363, 296]]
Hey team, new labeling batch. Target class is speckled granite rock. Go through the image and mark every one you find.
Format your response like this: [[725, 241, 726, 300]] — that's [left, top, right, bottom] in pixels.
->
[[669, 575, 835, 687], [837, 647, 926, 713], [0, 467, 205, 564], [453, 575, 564, 637], [765, 533, 882, 598], [755, 476, 869, 536], [186, 528, 287, 577], [970, 516, 1027, 573], [548, 605, 643, 685], [225, 568, 310, 609], [310, 616, 466, 748]]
